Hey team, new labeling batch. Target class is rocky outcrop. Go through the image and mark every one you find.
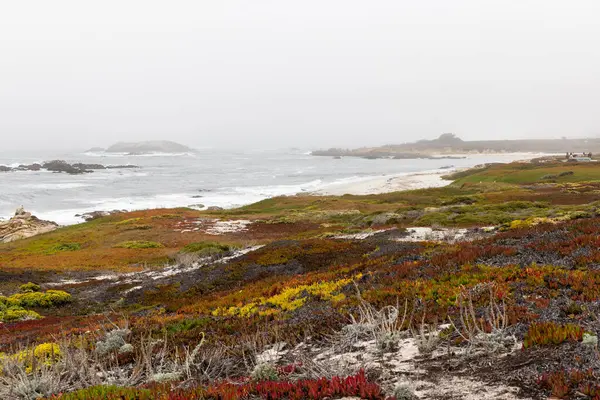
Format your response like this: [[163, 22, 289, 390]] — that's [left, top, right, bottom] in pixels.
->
[[43, 160, 91, 174], [16, 163, 42, 171], [0, 207, 58, 243], [0, 161, 139, 174], [72, 163, 106, 170], [75, 210, 126, 221]]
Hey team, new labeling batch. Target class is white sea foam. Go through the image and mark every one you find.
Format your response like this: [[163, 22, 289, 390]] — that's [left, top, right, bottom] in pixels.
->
[[21, 183, 93, 190], [30, 208, 89, 226]]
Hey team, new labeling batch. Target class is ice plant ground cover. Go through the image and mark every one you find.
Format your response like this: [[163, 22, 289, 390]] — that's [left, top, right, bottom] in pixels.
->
[[3, 160, 600, 398]]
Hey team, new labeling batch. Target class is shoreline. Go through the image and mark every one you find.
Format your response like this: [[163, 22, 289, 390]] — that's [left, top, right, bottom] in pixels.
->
[[311, 152, 551, 196], [1, 152, 552, 225], [310, 169, 453, 196]]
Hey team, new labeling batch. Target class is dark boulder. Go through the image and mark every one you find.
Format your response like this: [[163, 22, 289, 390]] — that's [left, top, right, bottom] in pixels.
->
[[72, 163, 106, 170], [42, 160, 90, 174], [17, 164, 42, 171]]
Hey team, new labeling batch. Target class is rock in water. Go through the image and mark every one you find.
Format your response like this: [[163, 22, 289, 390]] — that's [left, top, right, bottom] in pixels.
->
[[42, 160, 90, 174], [72, 163, 106, 170], [16, 163, 42, 171], [0, 207, 58, 243]]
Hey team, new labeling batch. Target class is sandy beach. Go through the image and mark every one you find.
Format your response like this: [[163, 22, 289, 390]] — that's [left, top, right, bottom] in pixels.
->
[[312, 152, 553, 196], [313, 169, 453, 195]]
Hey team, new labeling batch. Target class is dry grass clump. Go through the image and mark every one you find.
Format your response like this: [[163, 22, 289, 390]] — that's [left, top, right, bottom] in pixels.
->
[[0, 323, 225, 399], [447, 282, 516, 354]]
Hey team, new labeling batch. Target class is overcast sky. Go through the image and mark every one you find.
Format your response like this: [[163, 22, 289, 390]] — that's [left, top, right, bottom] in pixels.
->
[[1, 0, 600, 150]]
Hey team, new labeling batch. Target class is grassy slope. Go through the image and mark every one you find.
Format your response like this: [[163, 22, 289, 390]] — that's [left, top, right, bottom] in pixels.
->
[[450, 161, 600, 184], [5, 160, 600, 398]]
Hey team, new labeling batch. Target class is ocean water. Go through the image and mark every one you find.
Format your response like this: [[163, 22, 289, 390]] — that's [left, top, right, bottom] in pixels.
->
[[0, 149, 538, 225]]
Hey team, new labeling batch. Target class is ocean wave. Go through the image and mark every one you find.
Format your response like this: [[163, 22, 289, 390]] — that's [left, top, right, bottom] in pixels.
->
[[2, 161, 44, 168], [318, 174, 386, 188], [20, 183, 94, 190], [227, 179, 323, 196], [24, 179, 327, 225]]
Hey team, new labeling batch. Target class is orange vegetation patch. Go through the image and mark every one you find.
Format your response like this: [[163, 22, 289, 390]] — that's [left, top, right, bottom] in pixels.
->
[[0, 314, 110, 351], [0, 208, 335, 272]]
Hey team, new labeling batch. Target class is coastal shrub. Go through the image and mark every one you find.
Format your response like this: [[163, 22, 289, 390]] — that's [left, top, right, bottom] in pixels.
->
[[505, 216, 564, 230], [181, 242, 231, 256], [151, 214, 179, 219], [559, 171, 574, 177], [414, 200, 550, 227], [582, 333, 598, 347], [151, 372, 183, 383], [369, 212, 402, 226], [523, 322, 584, 349], [440, 195, 479, 206], [95, 329, 132, 356], [115, 217, 142, 225], [540, 174, 558, 180], [8, 290, 72, 308], [17, 342, 61, 364], [114, 240, 164, 249], [213, 276, 357, 317], [122, 224, 152, 231], [175, 242, 232, 266], [0, 307, 41, 322], [569, 210, 591, 220], [48, 243, 81, 254], [19, 282, 41, 293], [166, 317, 210, 334], [492, 200, 547, 212], [393, 384, 417, 400], [0, 342, 61, 375], [251, 362, 279, 381], [43, 385, 156, 400]]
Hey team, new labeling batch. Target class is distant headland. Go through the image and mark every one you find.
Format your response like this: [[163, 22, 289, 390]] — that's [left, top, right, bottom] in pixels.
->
[[312, 133, 600, 158]]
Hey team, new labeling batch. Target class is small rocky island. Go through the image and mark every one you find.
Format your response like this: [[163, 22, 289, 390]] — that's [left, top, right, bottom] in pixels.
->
[[89, 140, 194, 155], [0, 160, 139, 175]]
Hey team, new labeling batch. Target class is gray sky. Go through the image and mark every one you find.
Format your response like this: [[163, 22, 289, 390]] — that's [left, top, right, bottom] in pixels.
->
[[1, 0, 600, 150]]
